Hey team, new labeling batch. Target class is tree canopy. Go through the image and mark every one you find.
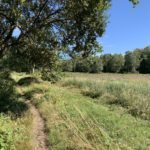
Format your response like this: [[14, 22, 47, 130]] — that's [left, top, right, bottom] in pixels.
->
[[130, 0, 139, 5], [0, 0, 140, 76], [0, 0, 139, 58], [0, 0, 111, 58]]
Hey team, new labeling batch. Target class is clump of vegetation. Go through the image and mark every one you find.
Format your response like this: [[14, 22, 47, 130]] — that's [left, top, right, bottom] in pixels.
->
[[82, 87, 103, 98], [0, 112, 33, 150], [0, 115, 20, 150], [0, 71, 16, 113], [0, 74, 29, 118], [81, 83, 104, 98], [41, 70, 61, 84]]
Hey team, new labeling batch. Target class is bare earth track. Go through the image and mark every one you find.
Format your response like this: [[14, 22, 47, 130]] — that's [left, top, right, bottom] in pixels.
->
[[27, 101, 48, 150]]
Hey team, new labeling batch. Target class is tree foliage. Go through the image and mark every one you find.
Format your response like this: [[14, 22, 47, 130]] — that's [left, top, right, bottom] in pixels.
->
[[100, 54, 124, 73], [0, 0, 111, 58], [124, 51, 138, 73], [62, 46, 150, 74], [130, 0, 139, 5], [0, 0, 140, 76], [107, 54, 124, 73]]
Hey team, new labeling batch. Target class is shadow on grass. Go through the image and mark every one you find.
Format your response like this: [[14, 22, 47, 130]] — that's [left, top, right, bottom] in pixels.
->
[[0, 73, 43, 119], [17, 77, 40, 86], [16, 77, 43, 101], [0, 75, 29, 119], [0, 98, 29, 119]]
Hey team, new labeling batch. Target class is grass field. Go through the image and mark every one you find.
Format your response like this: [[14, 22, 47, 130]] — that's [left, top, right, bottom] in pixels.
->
[[0, 72, 150, 150], [21, 72, 150, 150], [64, 73, 150, 120]]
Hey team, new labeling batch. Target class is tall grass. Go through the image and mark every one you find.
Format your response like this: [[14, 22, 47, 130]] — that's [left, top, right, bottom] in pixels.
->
[[0, 108, 33, 150], [29, 82, 150, 150], [63, 77, 150, 120]]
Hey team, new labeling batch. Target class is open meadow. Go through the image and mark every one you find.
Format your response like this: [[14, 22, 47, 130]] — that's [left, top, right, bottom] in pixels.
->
[[0, 72, 150, 150]]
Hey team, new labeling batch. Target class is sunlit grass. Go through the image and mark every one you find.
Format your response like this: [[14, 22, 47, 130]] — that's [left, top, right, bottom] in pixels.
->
[[2, 72, 150, 150], [63, 73, 150, 120], [23, 80, 150, 150]]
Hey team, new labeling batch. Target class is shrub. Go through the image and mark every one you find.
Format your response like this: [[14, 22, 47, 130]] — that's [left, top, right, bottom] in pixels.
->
[[0, 71, 28, 116], [41, 70, 61, 83], [0, 74, 15, 113]]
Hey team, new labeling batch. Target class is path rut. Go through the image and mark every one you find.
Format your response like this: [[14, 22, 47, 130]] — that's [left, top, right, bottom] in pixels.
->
[[27, 101, 48, 150]]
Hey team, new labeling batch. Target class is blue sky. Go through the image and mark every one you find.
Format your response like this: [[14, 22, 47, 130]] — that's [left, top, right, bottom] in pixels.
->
[[99, 0, 150, 54], [13, 27, 21, 38]]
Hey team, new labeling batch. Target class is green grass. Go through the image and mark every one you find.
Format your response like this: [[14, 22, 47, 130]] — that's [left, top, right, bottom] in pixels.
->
[[1, 72, 150, 150], [0, 72, 34, 150], [18, 73, 150, 150], [0, 105, 33, 150], [33, 84, 150, 149], [63, 74, 150, 120]]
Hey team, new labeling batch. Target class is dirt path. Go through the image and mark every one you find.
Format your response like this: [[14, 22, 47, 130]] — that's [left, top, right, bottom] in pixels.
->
[[27, 101, 49, 150]]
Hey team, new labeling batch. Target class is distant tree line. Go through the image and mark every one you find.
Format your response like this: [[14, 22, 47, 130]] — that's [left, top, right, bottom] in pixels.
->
[[61, 46, 150, 74]]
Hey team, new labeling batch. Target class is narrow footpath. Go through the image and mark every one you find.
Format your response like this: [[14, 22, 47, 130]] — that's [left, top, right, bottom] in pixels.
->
[[27, 101, 49, 150]]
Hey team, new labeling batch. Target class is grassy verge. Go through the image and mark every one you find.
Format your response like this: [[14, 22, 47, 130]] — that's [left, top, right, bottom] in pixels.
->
[[0, 72, 33, 150], [0, 112, 33, 150]]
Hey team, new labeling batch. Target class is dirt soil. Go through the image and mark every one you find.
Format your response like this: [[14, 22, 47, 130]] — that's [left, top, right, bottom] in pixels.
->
[[28, 101, 49, 150]]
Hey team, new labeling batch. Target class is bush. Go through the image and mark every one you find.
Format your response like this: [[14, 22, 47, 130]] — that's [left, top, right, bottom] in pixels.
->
[[41, 70, 61, 83], [0, 73, 15, 113], [0, 71, 28, 116]]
